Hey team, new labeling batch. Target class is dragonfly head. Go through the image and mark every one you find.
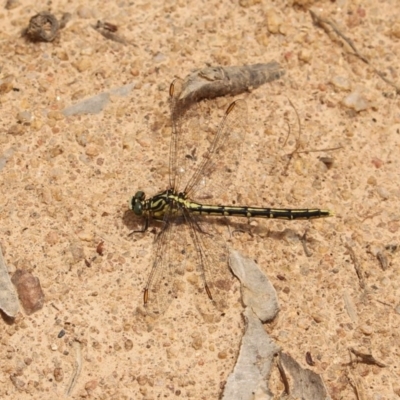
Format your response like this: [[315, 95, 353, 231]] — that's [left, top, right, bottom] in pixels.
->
[[130, 191, 146, 216]]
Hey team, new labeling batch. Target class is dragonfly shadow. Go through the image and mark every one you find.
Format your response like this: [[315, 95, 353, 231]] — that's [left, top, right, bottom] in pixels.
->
[[122, 209, 142, 232]]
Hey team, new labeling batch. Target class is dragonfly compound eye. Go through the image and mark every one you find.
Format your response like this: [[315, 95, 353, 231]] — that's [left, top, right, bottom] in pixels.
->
[[130, 191, 146, 215], [132, 198, 143, 215]]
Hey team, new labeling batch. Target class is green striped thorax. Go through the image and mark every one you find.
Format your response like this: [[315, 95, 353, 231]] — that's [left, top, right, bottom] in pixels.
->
[[130, 189, 183, 220]]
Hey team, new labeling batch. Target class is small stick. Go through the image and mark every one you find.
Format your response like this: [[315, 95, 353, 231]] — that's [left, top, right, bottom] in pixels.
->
[[65, 340, 83, 396], [276, 355, 290, 395], [347, 368, 366, 400], [305, 351, 315, 366], [344, 244, 365, 289], [310, 10, 400, 94], [376, 251, 389, 271], [281, 98, 342, 175], [299, 230, 313, 257], [349, 347, 387, 368], [295, 145, 343, 154], [282, 98, 302, 176]]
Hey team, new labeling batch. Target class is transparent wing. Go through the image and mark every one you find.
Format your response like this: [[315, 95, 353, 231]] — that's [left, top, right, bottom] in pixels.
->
[[184, 212, 234, 313], [144, 208, 234, 316], [144, 207, 187, 316], [169, 79, 248, 205]]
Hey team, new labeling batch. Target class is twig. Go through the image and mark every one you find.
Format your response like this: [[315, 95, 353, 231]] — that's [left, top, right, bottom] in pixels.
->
[[281, 98, 342, 175], [347, 368, 366, 400], [310, 10, 400, 94], [299, 230, 313, 257], [344, 244, 365, 289], [276, 355, 290, 395], [65, 340, 83, 396], [282, 98, 301, 176], [295, 145, 343, 154], [349, 347, 387, 368]]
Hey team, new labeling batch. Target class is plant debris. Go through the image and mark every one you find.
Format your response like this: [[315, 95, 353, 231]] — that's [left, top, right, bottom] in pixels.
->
[[175, 62, 285, 110], [349, 347, 387, 368], [25, 12, 60, 42], [93, 20, 128, 45], [0, 244, 19, 318], [310, 10, 400, 94]]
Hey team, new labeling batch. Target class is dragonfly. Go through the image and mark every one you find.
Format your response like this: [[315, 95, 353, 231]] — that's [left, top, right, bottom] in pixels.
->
[[130, 79, 332, 315]]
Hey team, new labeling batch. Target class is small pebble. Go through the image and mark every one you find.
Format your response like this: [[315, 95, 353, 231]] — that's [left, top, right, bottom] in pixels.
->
[[239, 0, 259, 7], [54, 367, 63, 382], [0, 76, 14, 94], [389, 23, 400, 39], [153, 52, 166, 63], [124, 339, 133, 351], [76, 5, 94, 19], [77, 230, 93, 242], [17, 111, 33, 124], [7, 124, 25, 136], [137, 375, 148, 386], [45, 231, 59, 246], [5, 0, 21, 10], [73, 58, 92, 73], [191, 335, 202, 350], [375, 186, 390, 200], [359, 324, 373, 336], [85, 379, 98, 391], [11, 270, 44, 315], [311, 313, 324, 323], [47, 111, 64, 121], [330, 75, 351, 91], [342, 91, 370, 112], [69, 242, 85, 263], [85, 144, 99, 157], [96, 241, 104, 256], [265, 9, 281, 34], [298, 48, 312, 63], [371, 157, 384, 168], [10, 375, 25, 390], [218, 350, 227, 359]]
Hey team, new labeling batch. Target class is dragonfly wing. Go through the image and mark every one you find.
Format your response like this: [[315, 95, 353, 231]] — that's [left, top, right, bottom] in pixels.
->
[[184, 212, 234, 314], [169, 79, 248, 205], [169, 77, 203, 193], [144, 209, 188, 316]]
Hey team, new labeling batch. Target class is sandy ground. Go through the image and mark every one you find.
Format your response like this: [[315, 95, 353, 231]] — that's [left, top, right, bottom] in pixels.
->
[[1, 0, 400, 399]]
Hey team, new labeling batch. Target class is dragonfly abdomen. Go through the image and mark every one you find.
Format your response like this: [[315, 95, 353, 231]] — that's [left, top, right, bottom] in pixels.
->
[[186, 202, 332, 220]]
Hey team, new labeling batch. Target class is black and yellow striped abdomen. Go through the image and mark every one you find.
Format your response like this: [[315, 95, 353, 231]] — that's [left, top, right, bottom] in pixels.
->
[[184, 201, 332, 220]]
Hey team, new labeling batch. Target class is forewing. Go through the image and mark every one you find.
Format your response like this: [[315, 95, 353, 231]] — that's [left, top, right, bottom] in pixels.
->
[[169, 78, 203, 192], [169, 79, 248, 204], [185, 98, 247, 204]]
